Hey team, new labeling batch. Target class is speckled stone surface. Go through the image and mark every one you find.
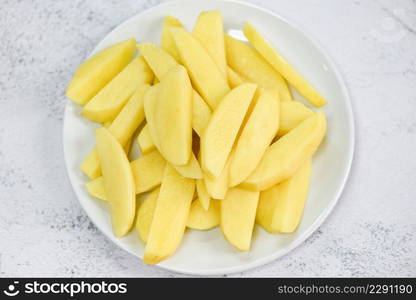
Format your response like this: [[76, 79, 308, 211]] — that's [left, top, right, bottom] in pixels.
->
[[0, 0, 415, 277]]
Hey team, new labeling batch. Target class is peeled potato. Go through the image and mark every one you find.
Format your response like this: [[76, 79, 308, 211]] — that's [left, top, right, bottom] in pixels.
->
[[137, 124, 156, 155], [85, 177, 107, 201], [136, 187, 160, 243], [95, 127, 135, 237], [161, 16, 184, 61], [242, 111, 326, 191], [227, 66, 244, 88], [278, 101, 314, 136], [187, 199, 220, 230], [196, 178, 211, 210], [173, 153, 203, 179], [66, 38, 136, 106], [82, 56, 154, 123]]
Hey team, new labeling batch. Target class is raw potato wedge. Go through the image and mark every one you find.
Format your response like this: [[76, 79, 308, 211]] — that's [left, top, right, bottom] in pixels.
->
[[161, 16, 184, 61], [66, 38, 136, 106], [201, 83, 257, 178], [171, 27, 230, 109], [137, 124, 155, 154], [80, 84, 150, 179], [221, 188, 259, 251], [143, 84, 161, 151], [244, 23, 327, 107], [192, 10, 227, 77], [82, 56, 154, 122], [196, 178, 211, 210], [203, 155, 231, 200], [256, 160, 311, 233], [278, 101, 314, 136], [173, 153, 203, 179], [144, 165, 195, 264], [85, 177, 107, 201], [95, 127, 135, 237], [242, 111, 326, 191], [153, 65, 193, 166], [85, 150, 166, 201], [187, 199, 220, 230], [136, 187, 160, 243], [229, 89, 280, 187], [225, 34, 291, 102], [227, 66, 244, 88], [138, 43, 212, 137]]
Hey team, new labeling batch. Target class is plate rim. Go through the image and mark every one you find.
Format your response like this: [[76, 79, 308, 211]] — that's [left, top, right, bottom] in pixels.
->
[[63, 0, 355, 275]]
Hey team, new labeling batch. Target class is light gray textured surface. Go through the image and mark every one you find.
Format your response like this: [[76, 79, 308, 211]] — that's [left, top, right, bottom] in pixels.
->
[[0, 0, 415, 277]]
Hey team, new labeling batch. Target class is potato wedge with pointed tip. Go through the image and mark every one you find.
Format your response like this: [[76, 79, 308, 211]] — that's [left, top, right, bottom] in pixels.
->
[[225, 34, 291, 102], [153, 65, 193, 166], [136, 187, 160, 243], [82, 56, 153, 122], [144, 165, 195, 264], [221, 188, 259, 251], [96, 127, 135, 237], [256, 160, 311, 233], [137, 124, 155, 155], [242, 111, 326, 191], [203, 155, 231, 200], [192, 10, 227, 77], [85, 177, 107, 201], [161, 16, 184, 61], [196, 178, 211, 210], [201, 83, 257, 178], [173, 153, 203, 179], [171, 27, 229, 109], [227, 66, 244, 88], [187, 199, 220, 230], [229, 89, 280, 187], [66, 38, 136, 106], [278, 101, 314, 136], [243, 23, 327, 107]]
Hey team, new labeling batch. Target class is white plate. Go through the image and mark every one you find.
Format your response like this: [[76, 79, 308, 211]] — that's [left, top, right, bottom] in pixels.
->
[[63, 0, 354, 275]]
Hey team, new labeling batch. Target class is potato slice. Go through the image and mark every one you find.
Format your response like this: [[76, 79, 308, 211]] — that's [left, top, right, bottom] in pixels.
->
[[80, 84, 150, 179], [161, 16, 184, 61], [95, 127, 135, 237], [225, 34, 291, 102], [196, 178, 211, 210], [244, 23, 327, 107], [85, 150, 166, 201], [136, 187, 160, 243], [242, 111, 326, 191], [137, 124, 155, 155], [187, 199, 220, 230], [201, 83, 257, 178], [153, 65, 193, 166], [229, 90, 280, 187], [171, 27, 230, 109], [221, 188, 259, 251], [227, 66, 244, 88], [173, 153, 202, 179], [203, 155, 231, 200], [138, 43, 211, 137], [144, 165, 195, 264], [66, 38, 136, 106], [192, 10, 227, 77], [82, 56, 153, 122], [278, 101, 314, 136], [257, 160, 311, 233], [143, 84, 161, 151]]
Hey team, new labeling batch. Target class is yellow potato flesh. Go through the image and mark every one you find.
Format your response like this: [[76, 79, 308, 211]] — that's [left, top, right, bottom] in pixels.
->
[[278, 101, 314, 136], [136, 187, 160, 243], [144, 165, 195, 264], [171, 27, 230, 110], [66, 38, 136, 106], [173, 153, 203, 179], [187, 199, 220, 230], [154, 65, 193, 166], [85, 150, 166, 201], [196, 178, 211, 211], [82, 56, 154, 122], [161, 16, 184, 61], [227, 66, 244, 88], [95, 127, 135, 237], [203, 155, 231, 200], [256, 160, 311, 233], [229, 90, 280, 187], [242, 111, 326, 191], [192, 10, 227, 77], [243, 23, 327, 107], [80, 84, 150, 179], [137, 124, 155, 155], [201, 83, 257, 178], [221, 188, 259, 251], [225, 34, 291, 102], [138, 43, 212, 137]]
